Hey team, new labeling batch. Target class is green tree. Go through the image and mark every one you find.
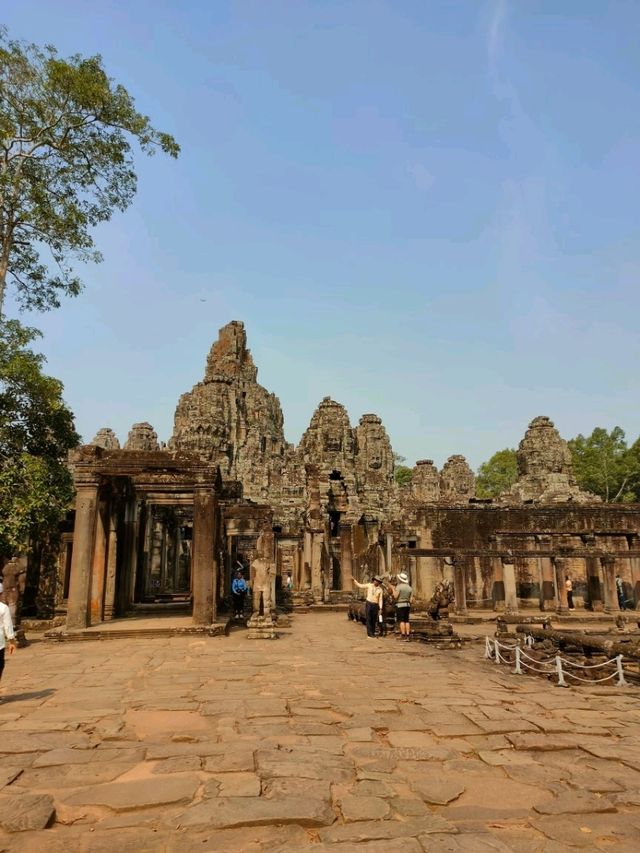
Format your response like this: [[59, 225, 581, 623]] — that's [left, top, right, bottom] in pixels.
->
[[393, 452, 413, 486], [0, 320, 78, 556], [568, 427, 640, 503], [476, 448, 518, 498], [0, 28, 179, 315]]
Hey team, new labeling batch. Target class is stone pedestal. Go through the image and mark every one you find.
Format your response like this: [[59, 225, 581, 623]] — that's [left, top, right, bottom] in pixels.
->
[[246, 614, 278, 640]]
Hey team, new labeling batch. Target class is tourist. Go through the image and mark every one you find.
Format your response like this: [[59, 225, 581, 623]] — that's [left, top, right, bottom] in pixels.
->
[[616, 574, 626, 610], [377, 578, 393, 638], [392, 571, 413, 641], [0, 596, 16, 691], [285, 572, 293, 591], [350, 575, 384, 638], [231, 570, 248, 618], [565, 575, 575, 611]]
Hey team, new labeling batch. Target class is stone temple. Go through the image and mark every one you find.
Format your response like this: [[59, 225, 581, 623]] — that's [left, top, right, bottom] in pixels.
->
[[51, 321, 639, 629]]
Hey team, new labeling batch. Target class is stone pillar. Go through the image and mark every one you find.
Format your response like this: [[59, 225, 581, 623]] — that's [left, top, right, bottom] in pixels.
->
[[586, 554, 604, 611], [385, 534, 393, 575], [554, 557, 568, 612], [453, 560, 467, 615], [311, 533, 323, 594], [192, 487, 216, 625], [302, 530, 312, 589], [103, 512, 118, 621], [600, 556, 619, 613], [89, 500, 109, 624], [492, 556, 505, 611], [502, 560, 518, 615], [340, 525, 353, 591], [631, 556, 640, 610], [539, 556, 555, 611], [66, 480, 100, 630]]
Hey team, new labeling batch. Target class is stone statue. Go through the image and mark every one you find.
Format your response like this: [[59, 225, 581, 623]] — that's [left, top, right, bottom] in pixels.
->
[[251, 554, 274, 616], [246, 530, 277, 639], [427, 578, 455, 620]]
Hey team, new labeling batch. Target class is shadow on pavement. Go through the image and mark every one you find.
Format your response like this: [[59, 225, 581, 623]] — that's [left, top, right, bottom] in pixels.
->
[[1, 689, 55, 703]]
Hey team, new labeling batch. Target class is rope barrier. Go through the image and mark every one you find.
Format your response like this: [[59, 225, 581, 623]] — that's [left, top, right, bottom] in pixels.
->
[[484, 637, 629, 688]]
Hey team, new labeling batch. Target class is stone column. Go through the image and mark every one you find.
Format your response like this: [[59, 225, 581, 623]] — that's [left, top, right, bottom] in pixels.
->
[[600, 556, 619, 613], [311, 533, 324, 595], [302, 530, 312, 589], [66, 480, 100, 630], [89, 500, 109, 625], [340, 525, 353, 591], [502, 560, 518, 615], [554, 557, 568, 612], [492, 556, 505, 611], [586, 554, 604, 611], [103, 511, 118, 621], [385, 534, 393, 575], [539, 556, 555, 611], [192, 487, 216, 625], [452, 560, 468, 615], [631, 555, 640, 610]]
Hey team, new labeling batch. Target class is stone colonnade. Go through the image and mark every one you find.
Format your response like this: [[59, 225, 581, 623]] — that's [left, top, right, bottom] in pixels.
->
[[65, 447, 220, 629]]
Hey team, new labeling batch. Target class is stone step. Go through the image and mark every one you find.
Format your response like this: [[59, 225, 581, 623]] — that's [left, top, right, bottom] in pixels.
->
[[44, 624, 226, 642]]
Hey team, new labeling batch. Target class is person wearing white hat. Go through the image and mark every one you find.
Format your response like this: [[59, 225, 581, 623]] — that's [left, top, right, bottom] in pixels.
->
[[391, 572, 413, 641]]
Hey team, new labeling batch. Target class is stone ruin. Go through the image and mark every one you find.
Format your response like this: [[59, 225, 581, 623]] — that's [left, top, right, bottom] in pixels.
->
[[502, 416, 596, 504], [47, 319, 639, 632], [439, 455, 476, 503], [124, 422, 160, 452], [91, 427, 120, 450]]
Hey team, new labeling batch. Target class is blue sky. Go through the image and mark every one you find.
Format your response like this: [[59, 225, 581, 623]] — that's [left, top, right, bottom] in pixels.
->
[[4, 1, 640, 468]]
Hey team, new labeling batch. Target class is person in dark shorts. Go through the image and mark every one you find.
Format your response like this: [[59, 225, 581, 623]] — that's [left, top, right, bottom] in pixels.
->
[[0, 599, 17, 689], [350, 576, 384, 638], [392, 572, 413, 641], [565, 575, 574, 611]]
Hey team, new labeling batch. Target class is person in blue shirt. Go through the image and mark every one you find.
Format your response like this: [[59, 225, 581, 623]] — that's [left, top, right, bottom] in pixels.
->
[[231, 569, 249, 618]]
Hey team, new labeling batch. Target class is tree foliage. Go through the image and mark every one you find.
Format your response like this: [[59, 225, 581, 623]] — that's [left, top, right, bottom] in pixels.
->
[[0, 320, 78, 556], [476, 448, 518, 498], [568, 427, 640, 503], [0, 28, 179, 314], [393, 453, 413, 486]]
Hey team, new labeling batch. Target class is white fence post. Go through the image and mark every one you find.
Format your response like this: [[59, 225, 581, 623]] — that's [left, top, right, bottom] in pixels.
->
[[616, 655, 627, 687], [555, 655, 567, 687], [484, 637, 493, 660], [494, 640, 502, 665], [514, 646, 522, 675]]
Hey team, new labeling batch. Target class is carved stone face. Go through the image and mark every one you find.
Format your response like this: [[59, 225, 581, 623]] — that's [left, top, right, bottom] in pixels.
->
[[323, 434, 342, 453]]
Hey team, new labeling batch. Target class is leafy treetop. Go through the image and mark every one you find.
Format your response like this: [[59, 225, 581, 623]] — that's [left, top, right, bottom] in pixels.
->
[[0, 319, 79, 556], [475, 448, 517, 499], [0, 27, 179, 315]]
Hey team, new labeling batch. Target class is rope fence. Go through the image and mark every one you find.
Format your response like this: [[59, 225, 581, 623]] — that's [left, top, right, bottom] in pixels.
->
[[484, 636, 627, 687]]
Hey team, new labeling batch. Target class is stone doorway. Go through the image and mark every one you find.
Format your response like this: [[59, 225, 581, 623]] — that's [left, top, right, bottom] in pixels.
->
[[137, 505, 192, 605]]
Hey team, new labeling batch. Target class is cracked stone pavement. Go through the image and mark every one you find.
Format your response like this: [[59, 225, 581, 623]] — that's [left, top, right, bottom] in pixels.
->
[[1, 613, 639, 851]]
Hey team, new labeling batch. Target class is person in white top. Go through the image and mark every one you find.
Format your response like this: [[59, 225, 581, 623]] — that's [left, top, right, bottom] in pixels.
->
[[350, 576, 384, 638], [0, 600, 17, 686]]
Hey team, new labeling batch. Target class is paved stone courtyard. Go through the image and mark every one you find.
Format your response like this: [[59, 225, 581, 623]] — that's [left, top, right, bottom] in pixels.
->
[[1, 613, 640, 852]]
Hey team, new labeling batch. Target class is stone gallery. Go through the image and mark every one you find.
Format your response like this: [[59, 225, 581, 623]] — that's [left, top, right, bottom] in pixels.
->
[[59, 321, 639, 629]]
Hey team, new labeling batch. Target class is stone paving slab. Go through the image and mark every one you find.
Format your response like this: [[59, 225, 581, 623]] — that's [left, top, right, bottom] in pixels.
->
[[0, 612, 639, 849]]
